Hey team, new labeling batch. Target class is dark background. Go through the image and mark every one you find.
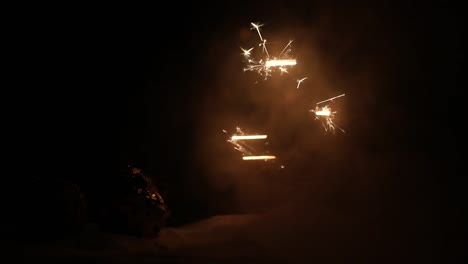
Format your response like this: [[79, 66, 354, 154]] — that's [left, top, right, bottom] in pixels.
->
[[111, 1, 464, 222], [28, 0, 465, 261]]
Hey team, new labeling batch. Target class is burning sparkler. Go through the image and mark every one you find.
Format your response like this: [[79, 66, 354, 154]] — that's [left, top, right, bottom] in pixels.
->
[[242, 155, 276, 161], [224, 127, 255, 156], [224, 127, 276, 161], [231, 135, 267, 140], [310, 94, 346, 133], [241, 22, 303, 83]]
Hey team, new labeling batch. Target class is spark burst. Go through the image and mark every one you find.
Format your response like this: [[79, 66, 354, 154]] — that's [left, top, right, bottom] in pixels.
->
[[224, 127, 276, 161], [241, 22, 305, 84], [310, 94, 346, 134]]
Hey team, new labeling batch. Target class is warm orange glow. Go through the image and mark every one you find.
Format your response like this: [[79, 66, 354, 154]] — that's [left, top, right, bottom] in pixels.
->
[[242, 155, 276, 160]]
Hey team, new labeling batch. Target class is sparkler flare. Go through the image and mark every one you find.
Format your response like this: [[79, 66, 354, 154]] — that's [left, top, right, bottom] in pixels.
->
[[310, 94, 346, 134], [241, 22, 304, 84], [241, 47, 253, 57]]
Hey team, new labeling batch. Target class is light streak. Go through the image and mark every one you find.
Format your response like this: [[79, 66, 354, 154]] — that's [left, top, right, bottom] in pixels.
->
[[231, 135, 268, 140], [296, 77, 307, 89], [279, 40, 294, 57], [250, 22, 269, 57], [250, 22, 264, 41], [316, 94, 345, 105], [242, 155, 277, 160], [265, 59, 297, 67]]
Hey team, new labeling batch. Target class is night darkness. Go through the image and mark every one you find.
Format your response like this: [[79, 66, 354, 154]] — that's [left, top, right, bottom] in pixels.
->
[[20, 1, 465, 263]]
